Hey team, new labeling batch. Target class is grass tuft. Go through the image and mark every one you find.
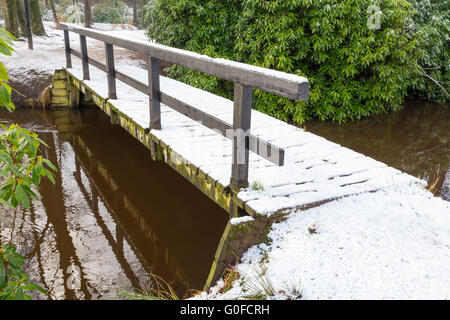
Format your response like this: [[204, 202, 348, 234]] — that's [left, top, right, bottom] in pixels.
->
[[251, 180, 264, 191]]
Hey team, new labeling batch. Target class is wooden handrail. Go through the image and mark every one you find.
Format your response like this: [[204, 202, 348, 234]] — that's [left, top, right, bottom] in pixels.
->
[[60, 23, 310, 190], [60, 23, 309, 100]]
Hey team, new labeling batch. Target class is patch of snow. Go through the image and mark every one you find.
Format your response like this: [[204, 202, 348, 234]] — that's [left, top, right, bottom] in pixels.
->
[[230, 216, 254, 226]]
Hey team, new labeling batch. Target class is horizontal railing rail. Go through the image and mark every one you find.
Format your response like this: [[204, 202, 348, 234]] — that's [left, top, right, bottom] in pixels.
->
[[60, 22, 309, 190]]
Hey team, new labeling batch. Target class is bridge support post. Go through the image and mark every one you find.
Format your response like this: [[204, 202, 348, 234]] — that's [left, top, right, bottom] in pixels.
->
[[230, 83, 252, 191], [104, 43, 117, 99], [204, 212, 287, 292], [80, 35, 90, 80], [148, 57, 161, 130], [63, 30, 72, 68], [69, 80, 80, 108]]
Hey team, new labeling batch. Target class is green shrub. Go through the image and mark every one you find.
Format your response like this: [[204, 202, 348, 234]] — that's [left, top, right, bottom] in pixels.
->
[[146, 0, 445, 123], [408, 0, 449, 102], [93, 0, 130, 24]]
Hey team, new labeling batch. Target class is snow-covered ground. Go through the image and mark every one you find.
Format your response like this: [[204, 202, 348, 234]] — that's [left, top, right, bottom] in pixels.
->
[[2, 21, 147, 78], [2, 21, 450, 300], [199, 184, 450, 300]]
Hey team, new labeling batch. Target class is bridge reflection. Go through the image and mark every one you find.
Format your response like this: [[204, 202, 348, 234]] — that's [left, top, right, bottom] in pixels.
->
[[0, 107, 227, 299]]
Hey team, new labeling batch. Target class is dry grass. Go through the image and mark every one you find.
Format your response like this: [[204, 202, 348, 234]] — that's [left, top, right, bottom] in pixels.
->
[[120, 272, 200, 300], [218, 266, 240, 294], [426, 164, 445, 197]]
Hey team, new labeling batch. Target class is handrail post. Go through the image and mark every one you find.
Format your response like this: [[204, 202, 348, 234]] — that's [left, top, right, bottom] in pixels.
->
[[80, 35, 90, 80], [23, 0, 33, 50], [104, 43, 117, 99], [63, 30, 72, 68], [230, 83, 252, 190], [148, 57, 161, 130]]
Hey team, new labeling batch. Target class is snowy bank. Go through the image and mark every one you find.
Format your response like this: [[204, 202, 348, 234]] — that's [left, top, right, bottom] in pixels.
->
[[0, 21, 147, 105], [196, 184, 450, 300]]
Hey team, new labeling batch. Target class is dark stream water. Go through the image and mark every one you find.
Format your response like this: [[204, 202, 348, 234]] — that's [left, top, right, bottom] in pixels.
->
[[305, 100, 449, 201], [0, 107, 228, 300]]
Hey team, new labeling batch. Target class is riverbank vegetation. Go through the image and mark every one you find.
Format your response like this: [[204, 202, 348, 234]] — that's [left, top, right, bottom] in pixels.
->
[[0, 26, 55, 300], [145, 0, 448, 123]]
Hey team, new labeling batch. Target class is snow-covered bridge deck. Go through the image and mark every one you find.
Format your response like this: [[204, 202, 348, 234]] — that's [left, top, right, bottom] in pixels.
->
[[68, 64, 420, 215], [54, 23, 422, 219]]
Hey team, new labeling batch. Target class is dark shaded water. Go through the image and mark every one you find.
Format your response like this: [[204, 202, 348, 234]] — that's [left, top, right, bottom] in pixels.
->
[[305, 101, 449, 201], [0, 108, 228, 300]]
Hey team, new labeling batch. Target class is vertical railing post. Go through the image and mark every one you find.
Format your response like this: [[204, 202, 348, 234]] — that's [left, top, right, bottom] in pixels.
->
[[80, 35, 90, 80], [230, 83, 252, 190], [148, 57, 161, 129], [104, 43, 117, 99], [63, 30, 72, 68], [23, 0, 33, 50]]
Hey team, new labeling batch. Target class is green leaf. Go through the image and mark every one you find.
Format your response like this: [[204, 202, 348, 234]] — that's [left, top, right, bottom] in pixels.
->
[[24, 282, 47, 295], [42, 158, 57, 171], [43, 168, 55, 184], [0, 198, 13, 208], [15, 287, 25, 300], [23, 185, 39, 201], [0, 63, 9, 81], [21, 192, 30, 209], [0, 286, 14, 300], [0, 85, 11, 107], [14, 184, 25, 204], [0, 167, 8, 177], [6, 252, 24, 269], [31, 167, 42, 185], [0, 27, 16, 42], [0, 259, 7, 289], [0, 42, 12, 56]]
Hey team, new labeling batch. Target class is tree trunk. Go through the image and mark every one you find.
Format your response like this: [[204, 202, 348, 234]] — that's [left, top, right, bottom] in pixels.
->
[[1, 0, 9, 29], [5, 0, 20, 37], [141, 0, 147, 29], [84, 0, 91, 28], [16, 0, 28, 36], [132, 0, 137, 25], [49, 0, 58, 24], [29, 0, 46, 36]]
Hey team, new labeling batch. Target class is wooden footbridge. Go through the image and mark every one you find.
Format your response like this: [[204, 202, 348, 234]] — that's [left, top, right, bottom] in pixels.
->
[[49, 23, 421, 289]]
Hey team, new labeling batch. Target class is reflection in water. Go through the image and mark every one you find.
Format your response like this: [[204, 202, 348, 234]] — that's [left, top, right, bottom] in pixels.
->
[[305, 101, 449, 200], [0, 108, 228, 300]]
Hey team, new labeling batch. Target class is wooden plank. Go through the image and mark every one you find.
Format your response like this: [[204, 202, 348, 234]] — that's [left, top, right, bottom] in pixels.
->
[[116, 69, 147, 93], [63, 30, 72, 68], [71, 49, 105, 72], [148, 57, 161, 130], [160, 92, 284, 166], [79, 35, 90, 80], [60, 22, 309, 100], [104, 43, 117, 99], [160, 92, 230, 135], [231, 83, 252, 189], [70, 48, 81, 59]]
